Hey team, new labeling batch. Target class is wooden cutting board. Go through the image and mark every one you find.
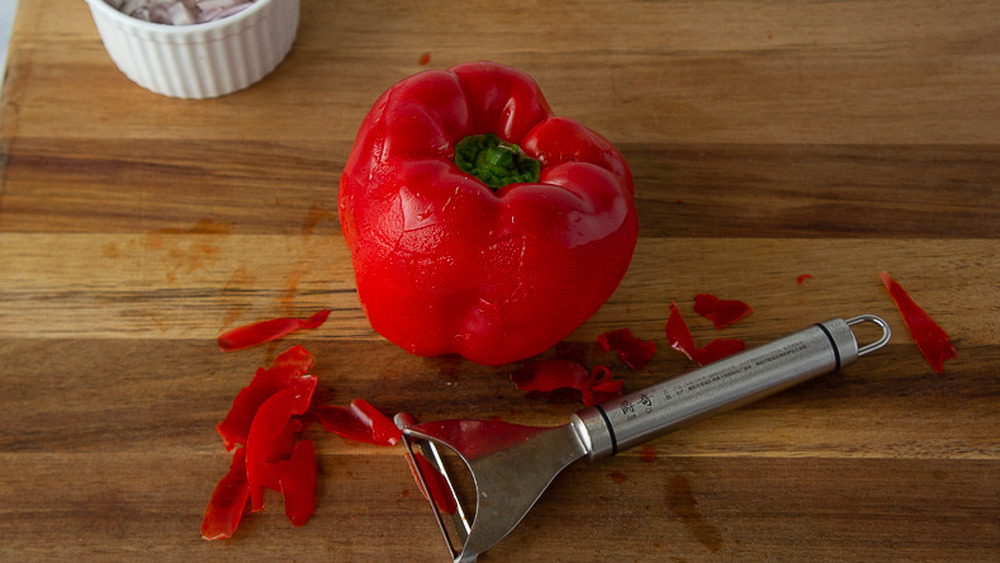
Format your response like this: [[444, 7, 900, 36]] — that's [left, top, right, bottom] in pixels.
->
[[1, 0, 997, 561]]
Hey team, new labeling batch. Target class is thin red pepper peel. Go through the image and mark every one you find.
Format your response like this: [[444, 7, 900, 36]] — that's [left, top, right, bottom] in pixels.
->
[[202, 346, 404, 540], [880, 271, 956, 374], [511, 359, 623, 406], [584, 365, 624, 406], [203, 295, 754, 538], [277, 440, 318, 527], [666, 302, 746, 365], [200, 447, 251, 540], [217, 308, 331, 352], [597, 328, 656, 370], [215, 345, 316, 451], [246, 388, 299, 511], [693, 293, 753, 329], [202, 402, 317, 537], [406, 451, 459, 515], [310, 399, 403, 446]]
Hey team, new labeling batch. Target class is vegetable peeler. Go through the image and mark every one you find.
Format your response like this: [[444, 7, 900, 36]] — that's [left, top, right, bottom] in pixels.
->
[[396, 315, 891, 562]]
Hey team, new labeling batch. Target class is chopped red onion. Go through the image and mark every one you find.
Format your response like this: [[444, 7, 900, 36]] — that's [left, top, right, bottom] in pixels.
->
[[105, 0, 256, 25]]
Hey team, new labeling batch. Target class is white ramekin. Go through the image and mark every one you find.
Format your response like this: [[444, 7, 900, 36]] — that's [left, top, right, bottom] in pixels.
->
[[83, 0, 300, 99]]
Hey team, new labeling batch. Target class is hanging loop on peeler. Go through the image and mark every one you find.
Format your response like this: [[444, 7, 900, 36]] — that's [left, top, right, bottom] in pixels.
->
[[847, 314, 892, 356]]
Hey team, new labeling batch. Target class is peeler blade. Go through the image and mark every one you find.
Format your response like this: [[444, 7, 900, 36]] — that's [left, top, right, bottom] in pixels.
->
[[400, 419, 587, 563]]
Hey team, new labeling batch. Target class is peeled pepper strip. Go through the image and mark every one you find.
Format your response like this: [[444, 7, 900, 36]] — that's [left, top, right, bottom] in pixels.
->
[[693, 293, 753, 329], [278, 439, 317, 527], [246, 388, 296, 511], [216, 345, 314, 450], [583, 365, 624, 406], [880, 271, 956, 373], [407, 451, 458, 515], [339, 61, 638, 365], [510, 359, 623, 407], [257, 418, 304, 492], [511, 359, 590, 394], [217, 309, 331, 352], [665, 302, 746, 365], [598, 328, 656, 370], [310, 399, 403, 446], [200, 447, 250, 540]]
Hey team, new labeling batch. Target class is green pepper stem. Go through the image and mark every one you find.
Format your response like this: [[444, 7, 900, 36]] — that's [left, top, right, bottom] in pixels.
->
[[454, 133, 541, 189]]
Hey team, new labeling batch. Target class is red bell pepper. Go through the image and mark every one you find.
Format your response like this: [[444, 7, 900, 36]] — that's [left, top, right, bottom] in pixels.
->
[[339, 61, 638, 365]]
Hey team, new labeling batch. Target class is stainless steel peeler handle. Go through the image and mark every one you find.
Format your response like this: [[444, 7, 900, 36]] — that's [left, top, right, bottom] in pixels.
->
[[570, 315, 891, 461]]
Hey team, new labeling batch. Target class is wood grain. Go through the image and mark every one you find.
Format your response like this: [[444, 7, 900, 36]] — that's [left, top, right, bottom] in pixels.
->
[[1, 0, 998, 561]]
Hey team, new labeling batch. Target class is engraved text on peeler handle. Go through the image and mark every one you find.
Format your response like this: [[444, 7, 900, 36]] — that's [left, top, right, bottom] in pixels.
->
[[570, 318, 860, 461]]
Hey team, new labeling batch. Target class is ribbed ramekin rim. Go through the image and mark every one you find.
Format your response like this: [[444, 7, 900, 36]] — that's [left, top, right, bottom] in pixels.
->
[[82, 0, 278, 37]]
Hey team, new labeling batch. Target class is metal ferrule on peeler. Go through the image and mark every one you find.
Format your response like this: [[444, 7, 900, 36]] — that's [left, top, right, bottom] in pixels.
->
[[571, 315, 890, 461]]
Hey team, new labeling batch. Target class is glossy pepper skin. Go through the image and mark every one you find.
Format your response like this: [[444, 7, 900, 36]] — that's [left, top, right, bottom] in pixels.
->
[[339, 62, 638, 365]]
